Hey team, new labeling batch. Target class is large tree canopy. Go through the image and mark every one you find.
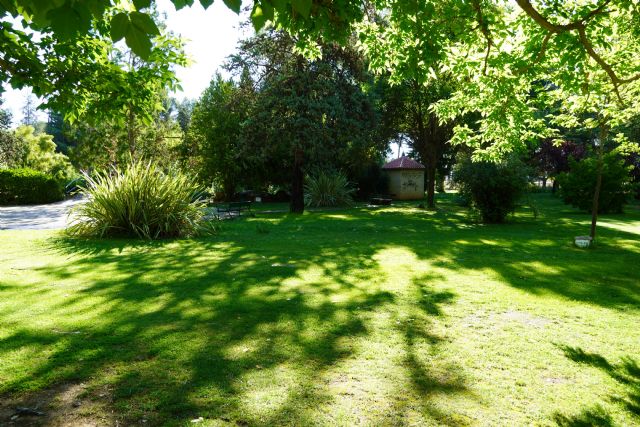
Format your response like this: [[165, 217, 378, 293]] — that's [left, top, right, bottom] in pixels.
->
[[184, 29, 386, 210], [3, 1, 639, 150]]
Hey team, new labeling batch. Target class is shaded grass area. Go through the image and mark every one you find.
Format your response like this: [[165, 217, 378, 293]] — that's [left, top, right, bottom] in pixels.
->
[[0, 193, 639, 426]]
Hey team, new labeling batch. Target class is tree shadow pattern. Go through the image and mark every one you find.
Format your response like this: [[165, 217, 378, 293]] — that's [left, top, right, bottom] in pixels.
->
[[553, 346, 640, 426], [0, 194, 639, 425]]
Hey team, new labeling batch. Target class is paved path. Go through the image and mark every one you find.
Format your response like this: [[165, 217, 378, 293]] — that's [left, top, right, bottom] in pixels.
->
[[0, 197, 84, 230]]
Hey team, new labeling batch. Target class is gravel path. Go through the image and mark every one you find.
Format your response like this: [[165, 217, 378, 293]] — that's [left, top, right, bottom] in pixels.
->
[[0, 197, 84, 230]]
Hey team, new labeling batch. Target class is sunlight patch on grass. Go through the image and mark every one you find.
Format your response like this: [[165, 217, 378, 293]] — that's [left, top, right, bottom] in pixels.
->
[[597, 218, 640, 235], [322, 214, 354, 220], [510, 260, 564, 275]]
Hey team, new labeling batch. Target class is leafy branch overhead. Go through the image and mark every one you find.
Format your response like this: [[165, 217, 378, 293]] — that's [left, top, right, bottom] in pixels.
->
[[515, 0, 640, 105], [0, 0, 350, 59], [1, 0, 639, 160], [110, 11, 160, 58]]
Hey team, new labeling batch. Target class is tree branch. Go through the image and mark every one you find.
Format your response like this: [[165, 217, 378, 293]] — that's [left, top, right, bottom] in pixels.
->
[[472, 0, 493, 75], [516, 31, 552, 75], [515, 0, 640, 105], [515, 0, 610, 33], [576, 26, 624, 104], [534, 32, 552, 64]]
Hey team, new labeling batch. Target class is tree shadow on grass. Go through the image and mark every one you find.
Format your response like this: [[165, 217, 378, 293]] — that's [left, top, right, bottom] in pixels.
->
[[394, 277, 471, 426], [423, 220, 640, 308], [372, 194, 640, 310], [552, 345, 640, 425], [0, 230, 468, 425], [553, 406, 615, 427], [1, 193, 639, 424]]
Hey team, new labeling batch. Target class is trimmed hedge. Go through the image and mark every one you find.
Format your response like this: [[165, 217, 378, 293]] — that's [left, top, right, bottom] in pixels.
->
[[0, 168, 64, 205]]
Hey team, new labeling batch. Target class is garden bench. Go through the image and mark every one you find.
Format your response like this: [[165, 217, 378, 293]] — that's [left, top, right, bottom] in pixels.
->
[[216, 201, 254, 219], [369, 195, 393, 206]]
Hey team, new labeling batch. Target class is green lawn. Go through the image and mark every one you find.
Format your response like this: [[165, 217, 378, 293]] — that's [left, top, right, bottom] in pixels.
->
[[1, 193, 639, 426]]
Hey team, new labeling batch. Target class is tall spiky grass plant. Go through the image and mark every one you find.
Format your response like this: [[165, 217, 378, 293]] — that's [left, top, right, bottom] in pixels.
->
[[67, 160, 210, 239], [304, 170, 355, 208]]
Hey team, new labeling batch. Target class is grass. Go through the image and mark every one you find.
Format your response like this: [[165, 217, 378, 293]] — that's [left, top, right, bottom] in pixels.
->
[[0, 193, 639, 426]]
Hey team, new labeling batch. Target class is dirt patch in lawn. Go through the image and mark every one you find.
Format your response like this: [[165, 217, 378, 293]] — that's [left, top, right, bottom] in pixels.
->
[[0, 383, 115, 426], [501, 310, 552, 328]]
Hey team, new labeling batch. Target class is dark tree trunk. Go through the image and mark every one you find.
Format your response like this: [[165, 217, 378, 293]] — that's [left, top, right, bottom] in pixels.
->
[[127, 105, 136, 156], [426, 159, 436, 209], [290, 148, 304, 214], [223, 181, 235, 202], [424, 113, 442, 209], [590, 124, 608, 241], [409, 80, 453, 209], [552, 179, 559, 193], [590, 147, 604, 240], [436, 174, 445, 193]]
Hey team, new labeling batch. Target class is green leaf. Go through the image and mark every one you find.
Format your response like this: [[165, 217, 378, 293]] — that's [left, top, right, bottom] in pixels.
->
[[291, 0, 311, 18], [130, 11, 160, 36], [125, 24, 153, 59], [133, 0, 152, 10], [271, 0, 288, 13], [199, 0, 214, 8], [251, 4, 272, 31], [47, 3, 92, 39], [171, 0, 195, 10], [261, 1, 274, 20], [223, 0, 242, 14], [110, 12, 129, 42], [85, 0, 109, 17]]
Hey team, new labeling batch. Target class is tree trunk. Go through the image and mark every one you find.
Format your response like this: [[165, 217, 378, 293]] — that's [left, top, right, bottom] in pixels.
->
[[426, 160, 436, 209], [552, 179, 559, 194], [223, 180, 235, 202], [589, 124, 607, 241], [127, 105, 136, 156], [436, 173, 445, 193], [424, 114, 440, 209], [290, 148, 304, 214], [590, 146, 604, 240]]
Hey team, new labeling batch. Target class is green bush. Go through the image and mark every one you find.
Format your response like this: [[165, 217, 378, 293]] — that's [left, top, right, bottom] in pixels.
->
[[557, 154, 634, 214], [304, 170, 355, 208], [0, 168, 64, 205], [67, 160, 210, 239], [453, 156, 529, 223], [1, 126, 76, 181]]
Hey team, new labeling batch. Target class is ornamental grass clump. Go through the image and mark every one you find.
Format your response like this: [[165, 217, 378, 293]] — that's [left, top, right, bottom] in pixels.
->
[[67, 160, 209, 239], [304, 170, 356, 208]]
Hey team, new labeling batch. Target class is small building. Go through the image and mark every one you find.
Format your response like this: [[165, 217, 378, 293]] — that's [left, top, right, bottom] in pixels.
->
[[382, 156, 425, 200]]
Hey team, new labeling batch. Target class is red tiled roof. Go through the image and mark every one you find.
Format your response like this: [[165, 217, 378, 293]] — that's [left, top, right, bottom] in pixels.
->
[[382, 156, 425, 170]]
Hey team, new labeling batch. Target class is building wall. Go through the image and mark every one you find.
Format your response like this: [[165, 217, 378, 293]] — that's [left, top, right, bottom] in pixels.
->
[[387, 170, 425, 200]]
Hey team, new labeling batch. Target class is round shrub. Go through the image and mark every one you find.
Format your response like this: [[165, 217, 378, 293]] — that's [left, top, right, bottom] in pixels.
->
[[304, 170, 355, 208], [67, 160, 209, 239], [453, 156, 529, 223], [557, 153, 634, 214], [0, 168, 64, 205]]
